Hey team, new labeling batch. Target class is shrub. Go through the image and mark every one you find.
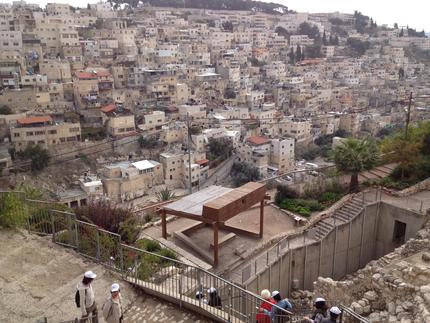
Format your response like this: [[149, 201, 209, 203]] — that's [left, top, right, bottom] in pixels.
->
[[135, 238, 162, 252], [275, 184, 299, 205], [0, 192, 27, 228], [279, 198, 323, 217]]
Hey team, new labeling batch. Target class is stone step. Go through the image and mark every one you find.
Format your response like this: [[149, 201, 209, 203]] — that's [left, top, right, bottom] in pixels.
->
[[368, 169, 389, 178], [334, 212, 352, 222]]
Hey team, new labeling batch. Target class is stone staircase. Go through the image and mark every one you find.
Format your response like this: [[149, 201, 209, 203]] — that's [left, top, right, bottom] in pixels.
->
[[313, 197, 364, 240]]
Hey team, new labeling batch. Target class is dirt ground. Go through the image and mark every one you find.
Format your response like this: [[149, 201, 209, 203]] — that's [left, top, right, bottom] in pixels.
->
[[0, 230, 208, 323]]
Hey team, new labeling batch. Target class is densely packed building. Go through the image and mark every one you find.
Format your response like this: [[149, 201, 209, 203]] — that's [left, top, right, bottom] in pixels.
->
[[1, 0, 430, 199]]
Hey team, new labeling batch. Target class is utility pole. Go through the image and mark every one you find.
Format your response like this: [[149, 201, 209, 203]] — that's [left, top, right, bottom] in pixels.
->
[[405, 91, 413, 140], [186, 113, 192, 194]]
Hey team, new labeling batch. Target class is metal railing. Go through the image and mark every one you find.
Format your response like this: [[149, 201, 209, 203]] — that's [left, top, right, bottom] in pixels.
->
[[0, 191, 295, 323], [238, 188, 428, 284], [339, 304, 371, 323]]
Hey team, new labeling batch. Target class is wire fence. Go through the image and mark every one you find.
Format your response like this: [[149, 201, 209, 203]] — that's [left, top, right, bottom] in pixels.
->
[[1, 191, 300, 323]]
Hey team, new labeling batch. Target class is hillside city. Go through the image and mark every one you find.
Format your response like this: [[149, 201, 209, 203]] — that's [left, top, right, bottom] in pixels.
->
[[1, 1, 430, 323]]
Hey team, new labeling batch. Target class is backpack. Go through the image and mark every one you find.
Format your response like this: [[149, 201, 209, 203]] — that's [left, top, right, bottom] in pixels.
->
[[102, 299, 113, 321], [75, 289, 86, 308]]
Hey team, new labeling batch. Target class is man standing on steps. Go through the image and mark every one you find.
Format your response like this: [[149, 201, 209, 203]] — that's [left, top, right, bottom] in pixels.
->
[[77, 271, 98, 323], [321, 307, 341, 323]]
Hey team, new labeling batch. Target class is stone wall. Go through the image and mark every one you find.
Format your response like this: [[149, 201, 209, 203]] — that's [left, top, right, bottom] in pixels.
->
[[313, 219, 430, 323], [382, 178, 430, 197]]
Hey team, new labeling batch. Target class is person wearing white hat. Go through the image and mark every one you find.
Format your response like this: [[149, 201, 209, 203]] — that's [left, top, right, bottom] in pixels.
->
[[261, 291, 293, 323], [321, 306, 342, 323], [256, 289, 275, 323], [195, 291, 208, 304], [102, 283, 123, 323], [207, 287, 222, 308], [303, 297, 328, 323], [77, 271, 98, 323]]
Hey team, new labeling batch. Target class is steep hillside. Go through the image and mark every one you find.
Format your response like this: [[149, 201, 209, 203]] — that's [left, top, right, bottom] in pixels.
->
[[110, 0, 291, 14]]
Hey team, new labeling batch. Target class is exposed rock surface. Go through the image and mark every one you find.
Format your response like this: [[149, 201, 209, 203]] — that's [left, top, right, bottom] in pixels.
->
[[313, 220, 430, 322]]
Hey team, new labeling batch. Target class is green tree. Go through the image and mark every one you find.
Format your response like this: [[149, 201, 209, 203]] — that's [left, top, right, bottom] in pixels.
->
[[305, 44, 322, 58], [0, 105, 12, 115], [399, 28, 404, 37], [230, 161, 261, 187], [381, 137, 422, 179], [298, 22, 320, 40], [322, 31, 327, 45], [347, 37, 370, 56], [224, 87, 236, 99], [207, 137, 233, 161], [156, 187, 176, 202], [0, 192, 27, 228], [333, 35, 339, 45], [295, 45, 302, 62], [394, 23, 398, 29], [398, 67, 405, 79], [138, 135, 158, 149], [19, 144, 50, 172], [332, 138, 380, 192], [288, 47, 295, 64]]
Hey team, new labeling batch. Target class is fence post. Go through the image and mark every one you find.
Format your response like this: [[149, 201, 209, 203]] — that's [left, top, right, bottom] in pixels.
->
[[96, 229, 101, 261], [228, 287, 232, 322], [119, 243, 124, 274], [67, 212, 73, 246], [179, 275, 183, 308], [50, 211, 56, 243], [75, 221, 80, 252], [134, 257, 138, 284], [197, 269, 202, 307]]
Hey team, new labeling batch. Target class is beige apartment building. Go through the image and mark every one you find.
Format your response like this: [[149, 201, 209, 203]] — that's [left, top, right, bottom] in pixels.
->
[[10, 115, 81, 151], [138, 110, 166, 132], [101, 104, 136, 137], [238, 136, 271, 177], [160, 151, 208, 189], [0, 88, 38, 111], [100, 159, 163, 202], [40, 60, 72, 82]]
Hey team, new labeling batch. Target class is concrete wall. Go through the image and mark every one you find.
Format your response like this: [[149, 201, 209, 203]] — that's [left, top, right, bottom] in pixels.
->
[[244, 202, 426, 297], [375, 203, 427, 258]]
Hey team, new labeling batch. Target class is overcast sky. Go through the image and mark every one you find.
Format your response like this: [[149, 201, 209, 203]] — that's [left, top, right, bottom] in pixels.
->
[[3, 0, 430, 32]]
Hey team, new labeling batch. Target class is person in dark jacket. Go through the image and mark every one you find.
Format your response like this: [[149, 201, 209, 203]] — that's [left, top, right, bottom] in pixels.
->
[[321, 306, 341, 323], [303, 297, 328, 323], [207, 287, 222, 308]]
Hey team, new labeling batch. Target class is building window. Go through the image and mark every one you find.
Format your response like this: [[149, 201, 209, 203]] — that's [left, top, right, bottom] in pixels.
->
[[48, 130, 57, 134], [26, 132, 34, 136], [14, 133, 20, 137]]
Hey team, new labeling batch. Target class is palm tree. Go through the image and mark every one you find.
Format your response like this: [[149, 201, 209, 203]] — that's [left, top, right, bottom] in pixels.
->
[[156, 187, 176, 202], [332, 138, 380, 192]]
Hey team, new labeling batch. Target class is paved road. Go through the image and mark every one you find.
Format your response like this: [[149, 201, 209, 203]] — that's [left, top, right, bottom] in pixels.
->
[[201, 156, 236, 189]]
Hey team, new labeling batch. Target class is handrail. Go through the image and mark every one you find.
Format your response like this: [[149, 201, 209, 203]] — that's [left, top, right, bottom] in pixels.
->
[[339, 304, 371, 323], [0, 190, 293, 322]]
